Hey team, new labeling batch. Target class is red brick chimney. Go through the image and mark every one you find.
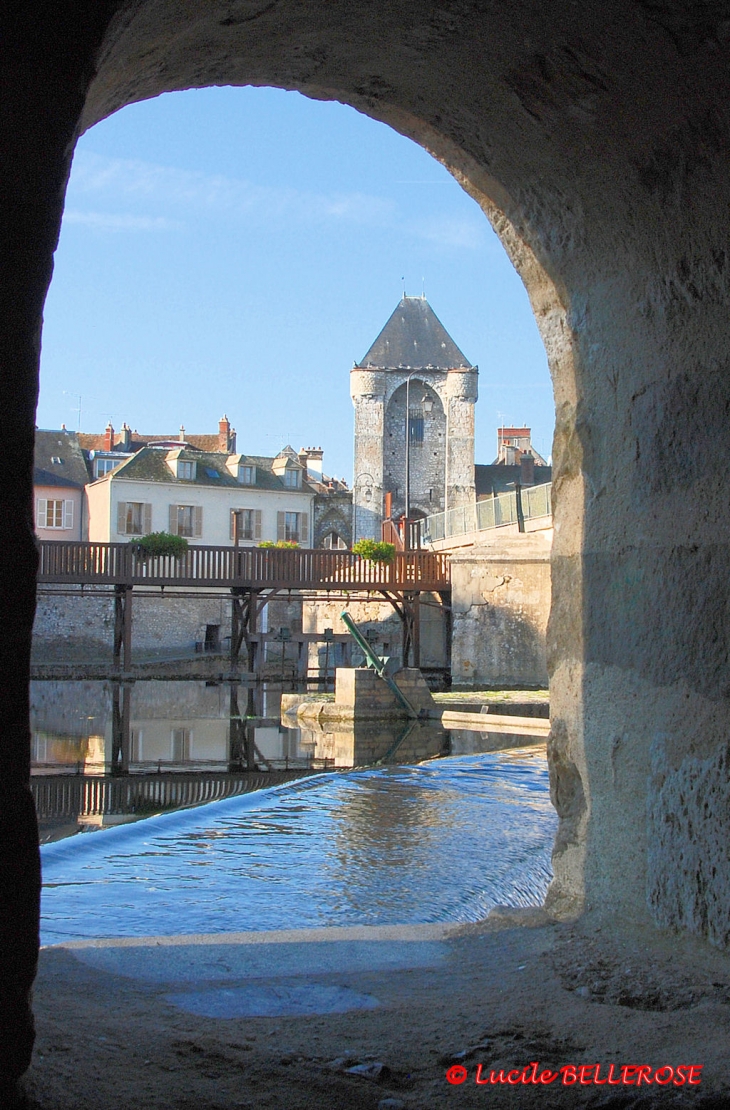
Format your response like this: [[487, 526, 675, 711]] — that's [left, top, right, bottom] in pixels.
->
[[103, 422, 114, 451], [219, 415, 231, 453]]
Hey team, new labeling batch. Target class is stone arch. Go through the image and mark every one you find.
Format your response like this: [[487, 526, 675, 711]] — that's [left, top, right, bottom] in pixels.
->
[[314, 507, 352, 549], [5, 1, 730, 1093], [384, 380, 448, 519]]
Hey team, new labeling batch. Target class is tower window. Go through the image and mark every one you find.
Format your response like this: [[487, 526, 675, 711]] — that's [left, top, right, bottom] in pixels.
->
[[408, 413, 424, 445]]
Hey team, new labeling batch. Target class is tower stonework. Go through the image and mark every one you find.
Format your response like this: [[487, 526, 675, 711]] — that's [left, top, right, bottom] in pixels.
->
[[351, 296, 477, 541]]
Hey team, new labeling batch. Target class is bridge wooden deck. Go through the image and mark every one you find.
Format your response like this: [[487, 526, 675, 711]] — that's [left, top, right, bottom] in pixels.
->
[[37, 542, 451, 671], [37, 542, 450, 593]]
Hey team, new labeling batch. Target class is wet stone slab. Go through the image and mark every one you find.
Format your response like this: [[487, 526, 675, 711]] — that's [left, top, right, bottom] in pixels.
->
[[164, 981, 381, 1017], [67, 937, 448, 984]]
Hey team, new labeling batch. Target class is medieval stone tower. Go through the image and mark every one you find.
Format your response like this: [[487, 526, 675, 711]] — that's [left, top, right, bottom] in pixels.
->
[[351, 295, 478, 541]]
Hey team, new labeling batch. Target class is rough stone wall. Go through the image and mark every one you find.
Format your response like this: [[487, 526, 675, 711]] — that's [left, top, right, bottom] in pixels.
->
[[353, 366, 476, 534], [302, 593, 447, 670], [384, 380, 446, 518], [648, 739, 730, 949], [451, 534, 551, 687], [334, 666, 435, 715], [445, 370, 478, 510], [351, 370, 386, 541], [33, 589, 231, 661], [312, 490, 353, 547]]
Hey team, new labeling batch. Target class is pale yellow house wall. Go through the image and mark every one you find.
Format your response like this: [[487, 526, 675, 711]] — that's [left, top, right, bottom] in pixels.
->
[[86, 476, 314, 546]]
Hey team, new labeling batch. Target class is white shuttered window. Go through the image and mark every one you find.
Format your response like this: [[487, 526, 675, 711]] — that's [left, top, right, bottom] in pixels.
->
[[36, 498, 74, 530], [169, 505, 203, 538], [116, 502, 152, 536], [277, 511, 308, 544], [230, 509, 261, 541]]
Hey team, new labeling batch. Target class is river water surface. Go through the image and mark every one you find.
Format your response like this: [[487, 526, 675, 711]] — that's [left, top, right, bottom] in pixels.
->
[[34, 679, 556, 946], [40, 746, 555, 946]]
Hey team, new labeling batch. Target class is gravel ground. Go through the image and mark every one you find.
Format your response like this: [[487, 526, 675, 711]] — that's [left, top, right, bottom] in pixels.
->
[[20, 911, 730, 1110]]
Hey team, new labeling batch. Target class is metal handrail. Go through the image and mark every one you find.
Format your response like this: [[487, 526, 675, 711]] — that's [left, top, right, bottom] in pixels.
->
[[422, 482, 552, 543]]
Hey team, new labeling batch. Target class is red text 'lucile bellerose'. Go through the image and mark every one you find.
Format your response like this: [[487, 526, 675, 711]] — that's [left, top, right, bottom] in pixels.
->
[[444, 1063, 703, 1087]]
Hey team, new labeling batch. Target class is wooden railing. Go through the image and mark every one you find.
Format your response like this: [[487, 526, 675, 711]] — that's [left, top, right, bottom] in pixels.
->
[[37, 542, 451, 592]]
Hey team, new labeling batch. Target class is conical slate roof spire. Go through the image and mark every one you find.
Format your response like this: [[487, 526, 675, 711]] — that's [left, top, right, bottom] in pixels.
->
[[356, 296, 473, 370]]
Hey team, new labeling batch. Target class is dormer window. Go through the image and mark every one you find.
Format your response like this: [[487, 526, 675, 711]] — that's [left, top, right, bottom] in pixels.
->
[[284, 467, 300, 488], [95, 457, 117, 478], [225, 455, 256, 484], [165, 448, 196, 480], [51, 456, 62, 465]]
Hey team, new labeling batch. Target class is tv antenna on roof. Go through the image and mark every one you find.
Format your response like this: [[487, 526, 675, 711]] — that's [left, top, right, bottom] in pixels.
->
[[63, 391, 82, 430]]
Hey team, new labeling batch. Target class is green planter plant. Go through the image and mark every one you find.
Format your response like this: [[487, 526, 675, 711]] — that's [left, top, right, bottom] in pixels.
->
[[351, 539, 396, 564], [133, 532, 189, 558], [258, 540, 299, 548]]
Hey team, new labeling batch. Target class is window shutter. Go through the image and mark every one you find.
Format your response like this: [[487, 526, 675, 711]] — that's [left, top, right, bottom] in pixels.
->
[[277, 511, 286, 541], [143, 503, 152, 534], [300, 512, 308, 546], [254, 509, 262, 539], [194, 505, 203, 537], [229, 511, 235, 541], [169, 505, 178, 535], [63, 500, 74, 529], [37, 499, 47, 529], [117, 501, 127, 535], [229, 510, 243, 542]]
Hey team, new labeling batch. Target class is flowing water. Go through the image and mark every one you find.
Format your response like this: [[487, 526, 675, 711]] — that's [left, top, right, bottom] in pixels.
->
[[33, 679, 556, 946]]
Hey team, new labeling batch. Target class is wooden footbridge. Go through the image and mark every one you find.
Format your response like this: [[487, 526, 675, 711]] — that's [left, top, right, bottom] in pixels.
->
[[37, 542, 451, 671]]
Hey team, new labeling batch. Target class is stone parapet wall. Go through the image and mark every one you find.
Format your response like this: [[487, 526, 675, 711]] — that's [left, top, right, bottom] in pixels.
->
[[33, 588, 231, 661], [450, 533, 551, 687]]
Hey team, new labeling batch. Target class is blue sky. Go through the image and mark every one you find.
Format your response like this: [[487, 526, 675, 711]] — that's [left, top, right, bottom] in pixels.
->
[[37, 86, 554, 482]]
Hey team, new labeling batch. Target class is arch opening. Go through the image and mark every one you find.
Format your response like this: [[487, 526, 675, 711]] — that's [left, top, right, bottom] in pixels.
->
[[48, 36, 582, 895]]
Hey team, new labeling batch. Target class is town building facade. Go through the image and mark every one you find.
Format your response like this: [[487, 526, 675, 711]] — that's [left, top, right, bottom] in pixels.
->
[[86, 442, 315, 547], [33, 429, 90, 542]]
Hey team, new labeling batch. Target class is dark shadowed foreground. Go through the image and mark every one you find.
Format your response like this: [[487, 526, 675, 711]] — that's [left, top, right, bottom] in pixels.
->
[[24, 915, 730, 1109]]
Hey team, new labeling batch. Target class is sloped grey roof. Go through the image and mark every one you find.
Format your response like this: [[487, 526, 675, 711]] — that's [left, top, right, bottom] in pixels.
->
[[34, 430, 91, 489], [356, 296, 473, 370], [107, 447, 316, 494]]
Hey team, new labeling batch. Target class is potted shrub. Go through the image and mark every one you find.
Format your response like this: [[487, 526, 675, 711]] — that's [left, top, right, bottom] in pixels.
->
[[133, 532, 189, 559], [351, 539, 396, 564]]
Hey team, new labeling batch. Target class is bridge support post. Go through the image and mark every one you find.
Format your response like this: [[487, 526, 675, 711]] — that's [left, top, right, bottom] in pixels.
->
[[230, 589, 261, 674], [248, 590, 260, 675], [410, 593, 421, 669], [113, 586, 132, 671], [228, 684, 246, 769], [111, 683, 131, 775], [230, 589, 245, 667], [380, 590, 420, 669]]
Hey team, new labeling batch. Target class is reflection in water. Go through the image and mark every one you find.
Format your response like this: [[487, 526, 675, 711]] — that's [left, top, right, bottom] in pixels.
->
[[40, 746, 555, 946], [31, 680, 328, 842], [31, 680, 548, 845]]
